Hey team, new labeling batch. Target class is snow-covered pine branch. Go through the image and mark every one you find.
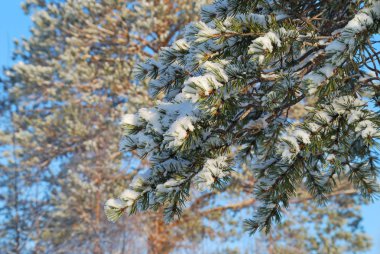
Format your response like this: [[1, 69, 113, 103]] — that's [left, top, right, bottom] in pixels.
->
[[106, 0, 380, 233]]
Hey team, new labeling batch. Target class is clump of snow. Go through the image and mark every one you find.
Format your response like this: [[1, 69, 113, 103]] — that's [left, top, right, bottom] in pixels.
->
[[302, 73, 326, 94], [245, 116, 270, 130], [203, 61, 229, 82], [130, 169, 151, 189], [236, 13, 268, 27], [120, 189, 140, 205], [325, 40, 346, 53], [172, 39, 189, 51], [196, 156, 229, 190], [343, 12, 374, 36], [332, 96, 365, 114], [319, 64, 335, 77], [355, 120, 380, 138], [104, 198, 129, 222], [194, 21, 219, 43], [315, 111, 332, 123], [347, 110, 364, 124], [121, 113, 141, 126], [138, 108, 163, 134], [293, 129, 311, 144], [156, 178, 185, 193], [179, 71, 226, 102], [326, 154, 336, 162], [249, 31, 281, 55], [164, 116, 196, 148], [105, 198, 126, 209], [278, 135, 300, 162]]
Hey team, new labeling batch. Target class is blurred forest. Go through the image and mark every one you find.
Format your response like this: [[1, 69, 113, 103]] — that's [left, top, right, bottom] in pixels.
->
[[0, 0, 374, 253]]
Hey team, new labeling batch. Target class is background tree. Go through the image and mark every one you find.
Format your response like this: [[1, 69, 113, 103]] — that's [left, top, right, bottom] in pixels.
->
[[1, 0, 211, 253]]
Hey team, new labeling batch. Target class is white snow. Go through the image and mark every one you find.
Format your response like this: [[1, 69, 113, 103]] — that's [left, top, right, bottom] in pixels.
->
[[195, 21, 219, 43], [196, 156, 229, 189], [319, 64, 335, 78], [121, 113, 141, 126], [130, 169, 152, 189], [315, 111, 332, 123], [356, 120, 380, 138], [172, 39, 189, 51], [344, 12, 374, 35], [138, 108, 163, 134], [245, 116, 269, 130], [325, 40, 346, 53], [105, 198, 126, 209], [236, 13, 268, 27], [203, 61, 229, 82], [332, 96, 365, 114], [278, 135, 300, 162], [179, 71, 226, 102], [326, 154, 335, 161], [120, 189, 140, 201], [293, 129, 311, 144], [347, 110, 364, 124], [165, 116, 196, 148], [249, 31, 282, 56]]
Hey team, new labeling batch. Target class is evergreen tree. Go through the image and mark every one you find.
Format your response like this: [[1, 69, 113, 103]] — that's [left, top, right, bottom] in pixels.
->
[[0, 111, 34, 254], [106, 0, 380, 234], [0, 0, 375, 253], [1, 0, 213, 253]]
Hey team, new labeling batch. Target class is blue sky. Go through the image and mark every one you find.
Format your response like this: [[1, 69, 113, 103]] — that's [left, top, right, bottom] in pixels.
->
[[0, 1, 379, 253], [0, 1, 29, 69]]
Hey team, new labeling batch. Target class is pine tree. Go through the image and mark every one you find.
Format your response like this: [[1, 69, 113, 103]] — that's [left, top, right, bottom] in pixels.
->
[[1, 0, 213, 253], [0, 0, 376, 253], [0, 106, 46, 254], [106, 0, 380, 234]]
